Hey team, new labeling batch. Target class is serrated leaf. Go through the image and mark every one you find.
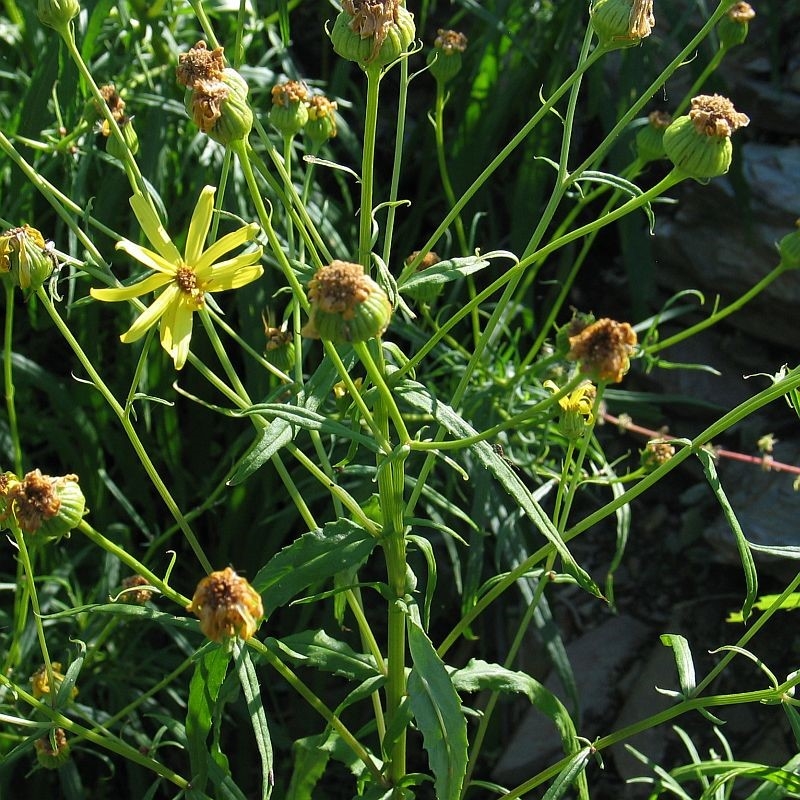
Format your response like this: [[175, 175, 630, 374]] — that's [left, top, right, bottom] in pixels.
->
[[697, 449, 758, 622], [275, 630, 380, 681], [406, 618, 468, 800], [397, 380, 602, 598], [186, 646, 231, 796], [252, 519, 377, 616]]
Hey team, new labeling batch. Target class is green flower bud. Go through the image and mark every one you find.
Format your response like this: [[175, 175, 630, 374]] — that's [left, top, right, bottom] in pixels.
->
[[302, 260, 392, 343], [590, 0, 654, 49], [778, 221, 800, 270], [37, 0, 79, 35], [264, 323, 295, 373], [269, 80, 310, 138], [105, 117, 139, 159], [35, 729, 71, 770], [717, 2, 755, 50], [544, 380, 597, 441], [426, 29, 467, 84], [663, 94, 750, 181], [635, 110, 671, 163], [305, 95, 338, 149], [0, 225, 55, 291], [1, 470, 85, 542], [330, 0, 416, 69], [186, 68, 253, 146]]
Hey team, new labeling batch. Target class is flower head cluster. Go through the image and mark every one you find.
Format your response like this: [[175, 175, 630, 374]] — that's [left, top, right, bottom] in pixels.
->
[[302, 260, 392, 343], [90, 186, 263, 369], [119, 575, 154, 605], [641, 439, 675, 471], [1, 469, 85, 541], [0, 225, 55, 291], [568, 318, 637, 383], [186, 567, 264, 642], [177, 41, 253, 145]]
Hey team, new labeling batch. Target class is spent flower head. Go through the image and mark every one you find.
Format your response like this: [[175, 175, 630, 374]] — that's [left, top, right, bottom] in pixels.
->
[[1, 469, 85, 541], [186, 567, 264, 643], [641, 439, 675, 471], [331, 0, 416, 67], [0, 225, 56, 291], [663, 94, 750, 180], [568, 318, 637, 383], [90, 187, 263, 370], [176, 40, 225, 87], [591, 0, 654, 49], [302, 260, 392, 343], [31, 662, 78, 701], [35, 728, 71, 770], [305, 95, 339, 148]]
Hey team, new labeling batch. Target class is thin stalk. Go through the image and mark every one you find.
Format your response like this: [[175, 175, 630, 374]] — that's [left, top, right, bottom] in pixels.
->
[[647, 263, 790, 355], [37, 288, 212, 574], [0, 674, 193, 789], [359, 66, 383, 269], [246, 637, 386, 785], [3, 282, 22, 474]]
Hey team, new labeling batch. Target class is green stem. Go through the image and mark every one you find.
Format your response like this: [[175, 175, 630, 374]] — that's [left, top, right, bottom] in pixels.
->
[[2, 281, 22, 474], [246, 637, 386, 785], [233, 139, 310, 310], [0, 673, 192, 789], [78, 521, 191, 606], [647, 264, 789, 355], [37, 288, 212, 574], [353, 341, 410, 443], [359, 66, 382, 269]]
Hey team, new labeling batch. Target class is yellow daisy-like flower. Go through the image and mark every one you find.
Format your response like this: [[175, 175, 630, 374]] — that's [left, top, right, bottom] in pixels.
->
[[91, 186, 263, 370], [544, 379, 597, 440]]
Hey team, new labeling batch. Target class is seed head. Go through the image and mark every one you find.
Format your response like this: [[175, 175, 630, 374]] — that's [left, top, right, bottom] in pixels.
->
[[120, 575, 154, 605], [176, 41, 225, 88], [302, 260, 392, 343], [186, 567, 264, 643], [641, 439, 675, 470], [35, 728, 71, 770], [568, 318, 637, 383]]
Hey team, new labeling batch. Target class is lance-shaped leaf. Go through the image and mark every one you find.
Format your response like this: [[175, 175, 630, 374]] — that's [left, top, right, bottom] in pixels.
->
[[252, 519, 377, 617]]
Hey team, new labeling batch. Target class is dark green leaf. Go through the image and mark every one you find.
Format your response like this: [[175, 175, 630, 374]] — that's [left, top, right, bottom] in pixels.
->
[[406, 618, 468, 800], [186, 646, 231, 796], [252, 519, 377, 616], [274, 629, 380, 681], [234, 644, 274, 799]]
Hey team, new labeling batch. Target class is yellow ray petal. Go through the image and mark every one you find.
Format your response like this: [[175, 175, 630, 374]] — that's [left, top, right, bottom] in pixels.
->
[[185, 186, 216, 266], [195, 223, 260, 274], [207, 262, 264, 292], [116, 239, 180, 275], [90, 272, 172, 302], [160, 296, 194, 370], [119, 284, 181, 343], [129, 194, 183, 264]]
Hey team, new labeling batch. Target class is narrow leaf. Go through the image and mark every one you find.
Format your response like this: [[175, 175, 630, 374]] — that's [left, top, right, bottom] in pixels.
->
[[234, 643, 274, 799], [186, 646, 231, 796], [697, 449, 758, 621], [397, 380, 601, 598], [659, 633, 697, 697], [541, 747, 593, 800], [406, 618, 468, 800], [400, 255, 489, 292]]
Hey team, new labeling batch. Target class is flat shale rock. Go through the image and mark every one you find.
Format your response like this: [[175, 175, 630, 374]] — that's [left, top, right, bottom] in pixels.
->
[[492, 614, 652, 786]]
